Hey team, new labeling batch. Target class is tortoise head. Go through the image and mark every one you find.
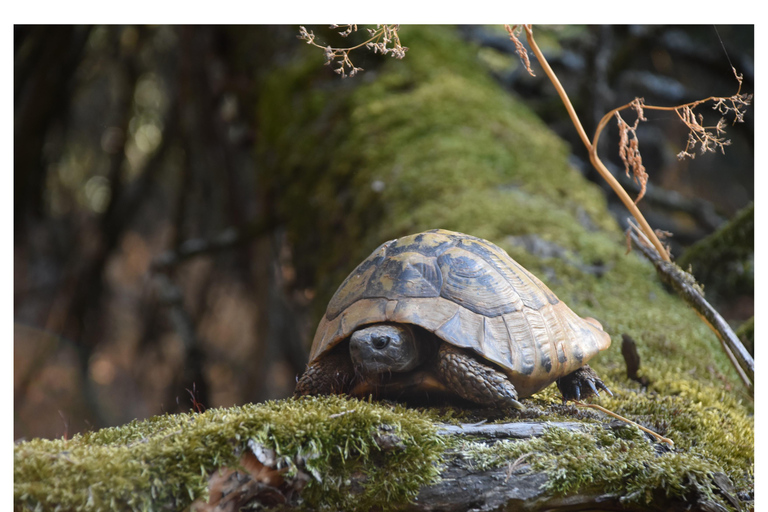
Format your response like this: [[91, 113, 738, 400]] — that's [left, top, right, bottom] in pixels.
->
[[349, 324, 428, 375]]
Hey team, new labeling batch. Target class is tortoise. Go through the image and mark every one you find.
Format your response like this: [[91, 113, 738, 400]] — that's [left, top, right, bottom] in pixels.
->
[[295, 229, 612, 410]]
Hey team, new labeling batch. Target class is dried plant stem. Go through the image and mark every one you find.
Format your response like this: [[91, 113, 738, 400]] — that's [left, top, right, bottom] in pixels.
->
[[575, 401, 675, 447], [695, 312, 752, 389], [521, 25, 753, 392], [522, 26, 670, 262]]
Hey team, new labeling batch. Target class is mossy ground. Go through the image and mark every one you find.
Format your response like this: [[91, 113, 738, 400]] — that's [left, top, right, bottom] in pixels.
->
[[14, 396, 443, 511], [256, 24, 753, 508]]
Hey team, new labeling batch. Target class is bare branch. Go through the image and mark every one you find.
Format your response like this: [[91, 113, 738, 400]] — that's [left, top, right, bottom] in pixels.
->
[[627, 222, 753, 392]]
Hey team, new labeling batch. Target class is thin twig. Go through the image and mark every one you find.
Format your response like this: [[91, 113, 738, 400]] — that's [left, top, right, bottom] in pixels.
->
[[575, 401, 675, 447]]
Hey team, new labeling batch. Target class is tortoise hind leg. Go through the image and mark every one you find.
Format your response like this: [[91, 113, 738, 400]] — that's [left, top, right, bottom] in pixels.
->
[[435, 344, 525, 410], [294, 351, 355, 397], [556, 364, 613, 403]]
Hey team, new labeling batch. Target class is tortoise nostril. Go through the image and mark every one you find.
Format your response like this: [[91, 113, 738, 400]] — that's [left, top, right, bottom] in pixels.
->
[[372, 335, 390, 350]]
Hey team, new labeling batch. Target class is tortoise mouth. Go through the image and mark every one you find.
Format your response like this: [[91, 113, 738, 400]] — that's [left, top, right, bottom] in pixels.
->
[[349, 342, 398, 374]]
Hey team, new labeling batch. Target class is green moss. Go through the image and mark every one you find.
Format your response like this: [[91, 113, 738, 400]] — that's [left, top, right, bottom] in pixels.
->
[[603, 383, 753, 485], [258, 26, 614, 310], [14, 396, 443, 511], [736, 316, 753, 355], [458, 424, 729, 506]]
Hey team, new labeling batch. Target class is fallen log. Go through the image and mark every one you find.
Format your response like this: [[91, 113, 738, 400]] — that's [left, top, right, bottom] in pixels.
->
[[197, 419, 740, 512]]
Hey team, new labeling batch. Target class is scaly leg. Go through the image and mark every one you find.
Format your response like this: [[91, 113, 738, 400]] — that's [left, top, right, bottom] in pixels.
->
[[294, 351, 355, 397], [435, 344, 524, 410]]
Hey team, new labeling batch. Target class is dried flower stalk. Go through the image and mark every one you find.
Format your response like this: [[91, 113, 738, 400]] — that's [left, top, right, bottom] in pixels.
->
[[517, 25, 669, 260], [673, 76, 751, 159], [298, 25, 408, 78], [616, 99, 648, 203], [504, 25, 535, 77], [519, 25, 750, 263]]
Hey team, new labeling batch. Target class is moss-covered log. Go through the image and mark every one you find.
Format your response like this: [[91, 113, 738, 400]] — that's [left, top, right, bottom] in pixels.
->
[[677, 202, 753, 291], [14, 396, 746, 511], [15, 397, 442, 511], [14, 26, 752, 511]]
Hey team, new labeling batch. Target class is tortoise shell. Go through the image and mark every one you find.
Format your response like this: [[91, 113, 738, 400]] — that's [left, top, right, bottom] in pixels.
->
[[309, 229, 611, 398]]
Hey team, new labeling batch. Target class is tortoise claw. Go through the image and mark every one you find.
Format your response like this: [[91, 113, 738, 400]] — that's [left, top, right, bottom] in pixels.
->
[[587, 379, 600, 397], [556, 365, 611, 403], [596, 379, 614, 397]]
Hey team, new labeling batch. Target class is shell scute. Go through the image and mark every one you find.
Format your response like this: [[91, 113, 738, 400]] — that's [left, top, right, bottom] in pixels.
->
[[326, 261, 381, 320], [456, 236, 559, 309], [437, 248, 523, 317], [367, 252, 442, 300], [434, 307, 482, 354], [326, 244, 442, 320], [501, 312, 537, 376]]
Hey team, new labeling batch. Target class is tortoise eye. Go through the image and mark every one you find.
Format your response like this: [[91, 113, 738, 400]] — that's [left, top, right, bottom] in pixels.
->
[[372, 335, 390, 350]]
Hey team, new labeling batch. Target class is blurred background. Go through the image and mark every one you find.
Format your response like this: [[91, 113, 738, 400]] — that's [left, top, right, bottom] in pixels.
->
[[14, 25, 753, 440]]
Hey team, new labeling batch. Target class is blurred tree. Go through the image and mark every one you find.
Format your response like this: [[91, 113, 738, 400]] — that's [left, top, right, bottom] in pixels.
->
[[15, 25, 91, 241], [14, 25, 303, 438]]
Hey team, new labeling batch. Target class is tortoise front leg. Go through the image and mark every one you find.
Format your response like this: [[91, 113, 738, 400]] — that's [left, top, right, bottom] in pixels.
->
[[435, 344, 525, 411], [294, 351, 355, 397], [556, 364, 613, 403]]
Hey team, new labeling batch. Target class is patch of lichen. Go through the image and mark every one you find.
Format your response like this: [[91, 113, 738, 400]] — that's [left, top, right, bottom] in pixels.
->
[[256, 25, 751, 506], [14, 396, 443, 511]]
